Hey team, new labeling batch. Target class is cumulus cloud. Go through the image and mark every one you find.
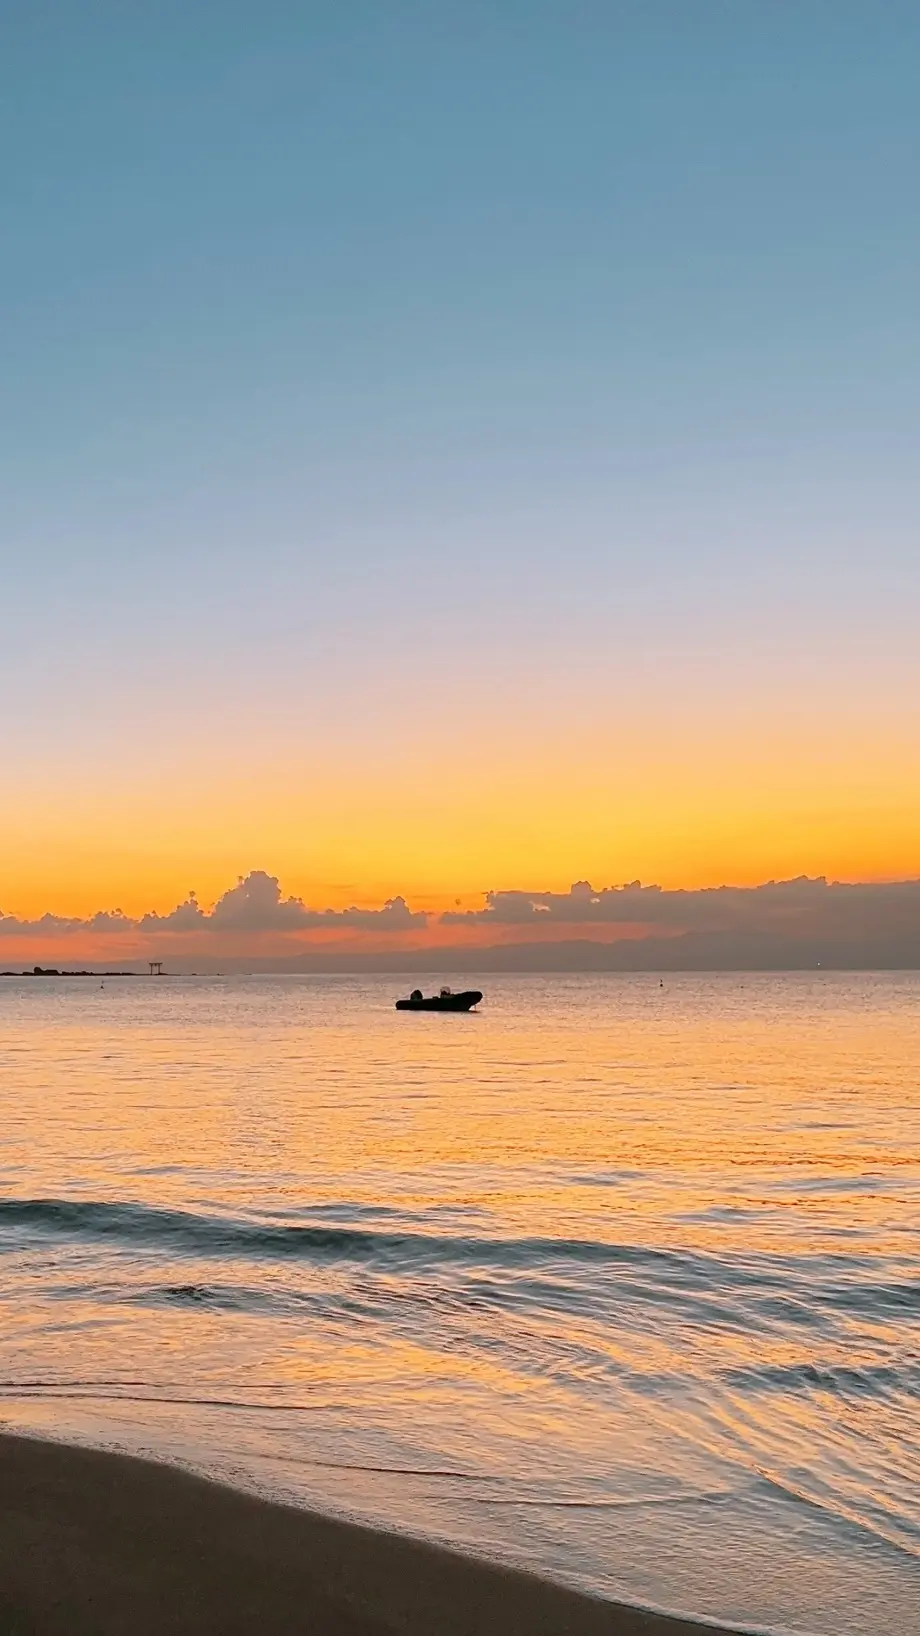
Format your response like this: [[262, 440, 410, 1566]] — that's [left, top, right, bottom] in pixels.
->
[[441, 876, 920, 935], [0, 908, 134, 937], [209, 872, 311, 931], [329, 896, 421, 929], [139, 892, 207, 931], [0, 872, 427, 938], [206, 874, 426, 931], [2, 871, 920, 968]]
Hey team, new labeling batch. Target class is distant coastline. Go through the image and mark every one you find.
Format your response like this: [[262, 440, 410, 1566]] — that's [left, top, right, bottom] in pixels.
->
[[4, 954, 920, 977], [1, 966, 140, 978]]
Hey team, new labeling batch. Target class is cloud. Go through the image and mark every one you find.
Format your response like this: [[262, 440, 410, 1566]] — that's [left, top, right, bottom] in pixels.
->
[[440, 876, 920, 935], [442, 881, 669, 925], [2, 871, 920, 969], [0, 872, 427, 938], [208, 872, 311, 931], [206, 874, 425, 931], [327, 896, 421, 929], [139, 893, 207, 931], [0, 909, 135, 937]]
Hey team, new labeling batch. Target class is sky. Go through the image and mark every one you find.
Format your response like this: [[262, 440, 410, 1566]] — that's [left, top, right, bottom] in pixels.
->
[[2, 2, 919, 943]]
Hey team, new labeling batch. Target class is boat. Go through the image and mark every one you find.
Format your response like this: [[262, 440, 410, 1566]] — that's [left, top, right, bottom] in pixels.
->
[[395, 986, 482, 1012]]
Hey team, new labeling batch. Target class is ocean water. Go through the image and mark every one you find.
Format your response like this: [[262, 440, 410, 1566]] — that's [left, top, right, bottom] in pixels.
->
[[0, 973, 918, 1635]]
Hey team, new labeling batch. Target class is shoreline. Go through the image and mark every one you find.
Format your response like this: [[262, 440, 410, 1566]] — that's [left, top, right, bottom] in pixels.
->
[[0, 1431, 749, 1636]]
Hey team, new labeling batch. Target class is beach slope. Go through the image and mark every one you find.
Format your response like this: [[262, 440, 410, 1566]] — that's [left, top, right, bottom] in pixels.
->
[[0, 1433, 737, 1636]]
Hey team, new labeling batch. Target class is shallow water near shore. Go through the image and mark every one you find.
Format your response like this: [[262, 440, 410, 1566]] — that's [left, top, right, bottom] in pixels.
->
[[1, 972, 918, 1634]]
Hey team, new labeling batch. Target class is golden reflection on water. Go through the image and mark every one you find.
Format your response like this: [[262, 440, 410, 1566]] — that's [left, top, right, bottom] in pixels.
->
[[1, 973, 918, 1635], [3, 972, 916, 1239]]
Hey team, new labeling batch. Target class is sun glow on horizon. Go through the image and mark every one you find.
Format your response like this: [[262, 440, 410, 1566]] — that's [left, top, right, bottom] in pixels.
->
[[3, 729, 918, 923]]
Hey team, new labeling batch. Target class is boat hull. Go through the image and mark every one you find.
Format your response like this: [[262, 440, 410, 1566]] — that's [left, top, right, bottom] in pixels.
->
[[395, 991, 482, 1012]]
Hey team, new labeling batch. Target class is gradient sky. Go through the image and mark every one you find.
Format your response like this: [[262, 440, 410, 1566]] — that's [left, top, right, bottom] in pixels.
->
[[3, 3, 919, 918]]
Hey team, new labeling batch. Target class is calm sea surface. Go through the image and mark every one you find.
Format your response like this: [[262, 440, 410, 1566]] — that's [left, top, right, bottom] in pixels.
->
[[0, 973, 918, 1633]]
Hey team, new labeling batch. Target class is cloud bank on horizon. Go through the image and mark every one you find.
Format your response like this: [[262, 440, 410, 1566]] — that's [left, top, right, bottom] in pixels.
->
[[0, 872, 423, 939], [2, 870, 920, 971]]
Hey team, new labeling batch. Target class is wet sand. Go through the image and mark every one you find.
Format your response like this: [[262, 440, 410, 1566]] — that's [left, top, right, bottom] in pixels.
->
[[0, 1432, 743, 1636]]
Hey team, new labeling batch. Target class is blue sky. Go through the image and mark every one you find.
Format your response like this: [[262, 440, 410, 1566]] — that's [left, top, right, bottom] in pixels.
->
[[2, 3, 919, 908]]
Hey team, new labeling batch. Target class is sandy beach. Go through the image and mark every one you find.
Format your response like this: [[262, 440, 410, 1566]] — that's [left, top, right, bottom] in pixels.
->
[[0, 1432, 744, 1636]]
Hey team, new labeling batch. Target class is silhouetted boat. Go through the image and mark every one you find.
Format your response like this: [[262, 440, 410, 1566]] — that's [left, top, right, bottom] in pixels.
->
[[395, 987, 482, 1012]]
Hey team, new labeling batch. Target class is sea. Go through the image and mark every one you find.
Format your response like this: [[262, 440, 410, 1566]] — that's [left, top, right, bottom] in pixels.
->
[[0, 972, 918, 1635]]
